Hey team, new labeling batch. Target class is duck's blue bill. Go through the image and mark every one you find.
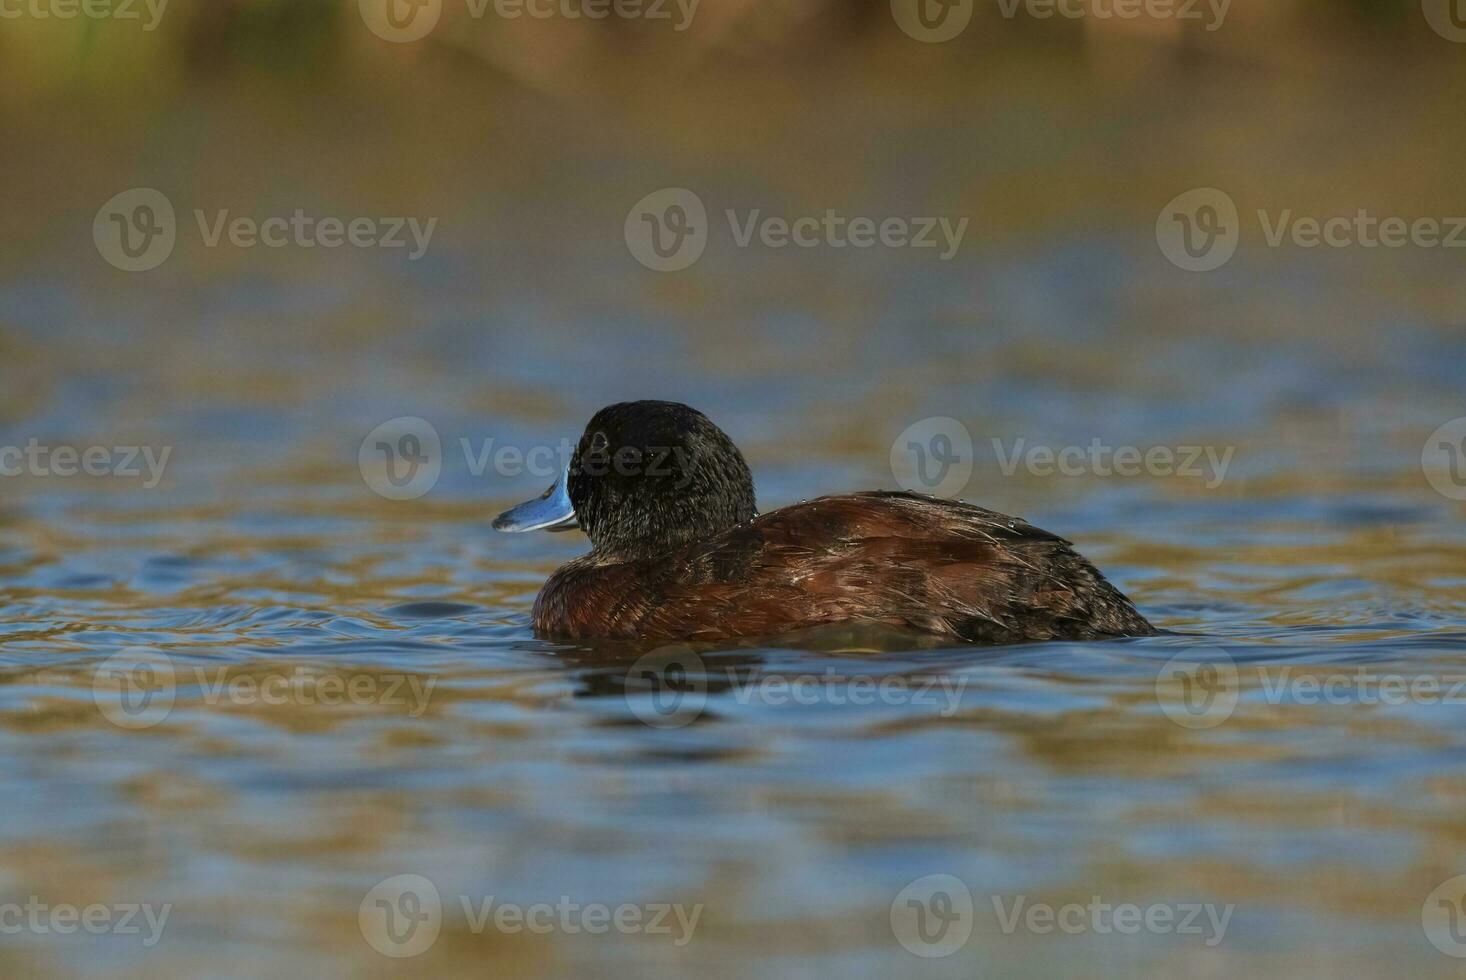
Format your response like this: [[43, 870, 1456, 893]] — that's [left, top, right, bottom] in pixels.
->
[[492, 468, 579, 532]]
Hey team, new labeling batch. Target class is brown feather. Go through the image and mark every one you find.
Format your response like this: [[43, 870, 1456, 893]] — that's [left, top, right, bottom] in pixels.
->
[[532, 491, 1156, 644]]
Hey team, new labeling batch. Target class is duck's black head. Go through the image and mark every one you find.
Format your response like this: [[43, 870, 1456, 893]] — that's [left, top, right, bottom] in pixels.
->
[[493, 401, 757, 561]]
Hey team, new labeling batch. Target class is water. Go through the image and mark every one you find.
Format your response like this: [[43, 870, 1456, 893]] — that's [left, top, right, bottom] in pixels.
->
[[3, 29, 1466, 979]]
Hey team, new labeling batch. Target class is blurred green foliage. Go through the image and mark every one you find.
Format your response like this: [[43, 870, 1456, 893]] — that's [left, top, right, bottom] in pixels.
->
[[0, 0, 1457, 97]]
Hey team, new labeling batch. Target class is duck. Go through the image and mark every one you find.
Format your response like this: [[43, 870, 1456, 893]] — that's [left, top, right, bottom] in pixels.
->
[[493, 400, 1157, 644]]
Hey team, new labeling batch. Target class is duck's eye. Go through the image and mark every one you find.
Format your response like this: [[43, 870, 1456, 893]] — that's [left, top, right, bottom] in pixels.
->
[[589, 432, 609, 453]]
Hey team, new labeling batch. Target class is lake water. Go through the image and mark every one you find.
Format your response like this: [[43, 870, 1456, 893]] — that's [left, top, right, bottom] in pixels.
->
[[2, 31, 1466, 979]]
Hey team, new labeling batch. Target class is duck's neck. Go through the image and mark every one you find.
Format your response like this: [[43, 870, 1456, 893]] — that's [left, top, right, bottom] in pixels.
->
[[584, 494, 757, 562]]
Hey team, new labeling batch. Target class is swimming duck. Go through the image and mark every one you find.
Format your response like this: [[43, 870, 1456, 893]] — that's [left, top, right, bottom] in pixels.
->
[[494, 401, 1156, 643]]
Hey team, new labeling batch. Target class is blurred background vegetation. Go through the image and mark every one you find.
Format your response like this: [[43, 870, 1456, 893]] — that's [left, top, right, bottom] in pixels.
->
[[0, 0, 1462, 512], [0, 0, 1458, 96]]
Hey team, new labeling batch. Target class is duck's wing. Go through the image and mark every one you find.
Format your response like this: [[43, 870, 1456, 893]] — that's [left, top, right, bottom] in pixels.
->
[[729, 493, 1153, 643]]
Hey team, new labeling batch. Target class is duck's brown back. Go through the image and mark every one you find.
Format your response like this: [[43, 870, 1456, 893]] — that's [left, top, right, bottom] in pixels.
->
[[532, 491, 1156, 643]]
